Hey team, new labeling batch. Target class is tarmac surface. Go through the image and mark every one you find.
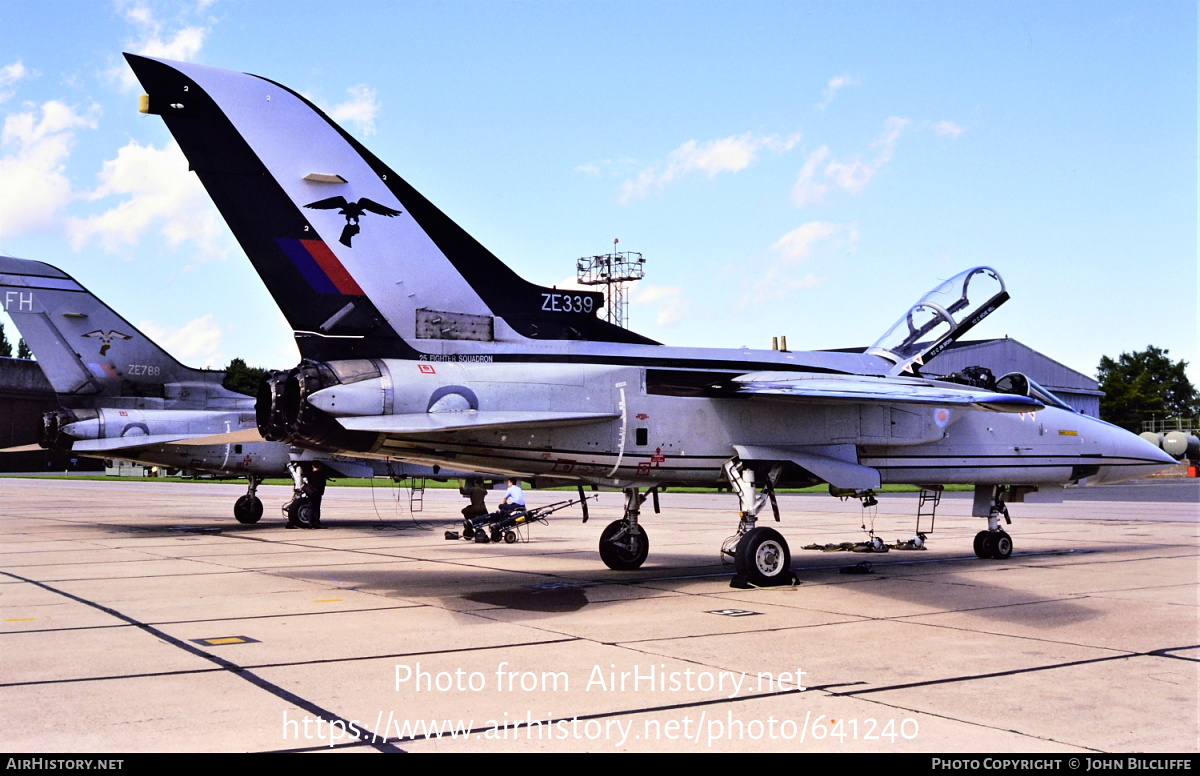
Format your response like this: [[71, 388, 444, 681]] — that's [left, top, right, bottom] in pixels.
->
[[1, 477, 1196, 753]]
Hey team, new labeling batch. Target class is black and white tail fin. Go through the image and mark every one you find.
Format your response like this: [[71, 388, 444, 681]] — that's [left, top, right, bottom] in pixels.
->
[[125, 54, 655, 362], [0, 255, 238, 407]]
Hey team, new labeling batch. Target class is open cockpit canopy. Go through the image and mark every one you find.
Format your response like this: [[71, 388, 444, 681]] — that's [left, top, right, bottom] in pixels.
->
[[867, 266, 1008, 375]]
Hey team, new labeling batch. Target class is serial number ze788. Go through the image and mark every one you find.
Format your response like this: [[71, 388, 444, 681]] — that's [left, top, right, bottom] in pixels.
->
[[127, 364, 162, 376], [541, 293, 595, 314]]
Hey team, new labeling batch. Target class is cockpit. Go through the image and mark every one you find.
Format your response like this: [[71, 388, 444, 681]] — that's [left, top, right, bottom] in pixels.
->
[[936, 364, 1078, 412], [994, 372, 1076, 412], [867, 267, 1008, 375]]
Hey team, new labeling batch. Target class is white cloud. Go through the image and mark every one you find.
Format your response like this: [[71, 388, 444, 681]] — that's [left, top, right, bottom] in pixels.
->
[[328, 84, 381, 136], [631, 284, 687, 328], [817, 74, 860, 110], [67, 139, 229, 260], [740, 270, 828, 308], [0, 60, 28, 103], [738, 221, 856, 307], [110, 2, 208, 91], [138, 314, 225, 368], [933, 120, 964, 138], [790, 145, 832, 207], [619, 131, 801, 204], [573, 155, 638, 179], [770, 221, 850, 261], [791, 117, 909, 206], [0, 100, 98, 238]]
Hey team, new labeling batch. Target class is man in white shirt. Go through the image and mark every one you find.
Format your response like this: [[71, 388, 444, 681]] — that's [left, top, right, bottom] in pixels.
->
[[499, 478, 525, 514]]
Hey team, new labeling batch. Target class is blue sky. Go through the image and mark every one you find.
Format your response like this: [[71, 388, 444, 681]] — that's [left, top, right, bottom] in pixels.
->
[[0, 0, 1195, 386]]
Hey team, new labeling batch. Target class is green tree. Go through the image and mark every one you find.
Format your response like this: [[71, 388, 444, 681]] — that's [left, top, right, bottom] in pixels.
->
[[222, 358, 269, 396], [1097, 346, 1199, 431], [17, 338, 32, 360], [0, 322, 11, 358]]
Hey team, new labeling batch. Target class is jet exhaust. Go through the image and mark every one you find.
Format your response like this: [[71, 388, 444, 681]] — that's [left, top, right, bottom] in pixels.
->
[[255, 361, 376, 453]]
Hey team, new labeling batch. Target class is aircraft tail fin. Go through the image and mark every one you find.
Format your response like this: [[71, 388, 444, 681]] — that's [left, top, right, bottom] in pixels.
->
[[125, 54, 656, 362], [0, 255, 235, 406]]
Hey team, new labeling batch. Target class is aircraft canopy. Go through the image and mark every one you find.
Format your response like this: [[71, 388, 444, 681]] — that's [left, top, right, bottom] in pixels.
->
[[867, 266, 1008, 374]]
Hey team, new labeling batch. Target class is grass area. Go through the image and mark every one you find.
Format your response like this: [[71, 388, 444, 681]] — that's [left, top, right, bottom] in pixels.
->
[[0, 473, 975, 493]]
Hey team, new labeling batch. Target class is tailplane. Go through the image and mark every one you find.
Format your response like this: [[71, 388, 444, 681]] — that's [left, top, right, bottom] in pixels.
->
[[125, 54, 655, 362]]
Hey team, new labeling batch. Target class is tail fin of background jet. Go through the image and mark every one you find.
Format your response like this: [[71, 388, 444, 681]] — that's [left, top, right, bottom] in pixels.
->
[[125, 54, 656, 362], [0, 255, 240, 409]]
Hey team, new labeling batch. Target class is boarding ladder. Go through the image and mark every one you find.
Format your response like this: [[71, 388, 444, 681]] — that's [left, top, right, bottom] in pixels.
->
[[915, 486, 942, 535], [408, 479, 426, 513]]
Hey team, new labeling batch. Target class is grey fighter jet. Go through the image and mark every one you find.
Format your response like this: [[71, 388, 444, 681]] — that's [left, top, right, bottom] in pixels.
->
[[127, 55, 1175, 585], [0, 256, 464, 526]]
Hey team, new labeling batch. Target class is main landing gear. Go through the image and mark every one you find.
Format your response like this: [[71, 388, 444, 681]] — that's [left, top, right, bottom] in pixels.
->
[[233, 476, 264, 524], [722, 460, 795, 588], [598, 487, 653, 570], [594, 459, 794, 587], [973, 485, 1014, 560]]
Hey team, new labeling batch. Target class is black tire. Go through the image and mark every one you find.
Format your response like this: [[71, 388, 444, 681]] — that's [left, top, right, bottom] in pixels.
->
[[289, 500, 317, 528], [734, 527, 792, 586], [979, 531, 998, 559], [462, 522, 475, 539], [504, 530, 517, 544], [234, 495, 263, 524], [599, 520, 649, 570], [973, 530, 990, 559], [992, 531, 1013, 559]]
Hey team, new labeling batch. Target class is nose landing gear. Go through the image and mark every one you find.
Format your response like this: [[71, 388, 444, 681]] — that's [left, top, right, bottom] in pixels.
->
[[973, 485, 1014, 559]]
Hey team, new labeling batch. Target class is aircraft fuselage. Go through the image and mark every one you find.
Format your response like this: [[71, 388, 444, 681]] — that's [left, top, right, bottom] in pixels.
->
[[275, 356, 1169, 490]]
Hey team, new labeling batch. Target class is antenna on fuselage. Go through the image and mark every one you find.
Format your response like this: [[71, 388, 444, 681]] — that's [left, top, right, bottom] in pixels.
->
[[576, 239, 646, 329]]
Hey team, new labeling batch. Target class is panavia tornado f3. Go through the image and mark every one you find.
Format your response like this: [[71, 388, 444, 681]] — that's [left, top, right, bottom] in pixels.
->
[[0, 255, 465, 526], [126, 54, 1175, 585]]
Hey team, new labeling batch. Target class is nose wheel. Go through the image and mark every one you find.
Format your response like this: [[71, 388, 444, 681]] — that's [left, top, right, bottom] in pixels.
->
[[973, 530, 1013, 559]]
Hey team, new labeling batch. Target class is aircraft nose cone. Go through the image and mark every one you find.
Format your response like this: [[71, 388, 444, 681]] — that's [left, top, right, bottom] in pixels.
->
[[1091, 422, 1179, 484]]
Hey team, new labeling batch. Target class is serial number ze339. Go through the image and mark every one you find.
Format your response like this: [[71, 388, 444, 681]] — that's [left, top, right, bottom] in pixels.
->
[[541, 293, 595, 314]]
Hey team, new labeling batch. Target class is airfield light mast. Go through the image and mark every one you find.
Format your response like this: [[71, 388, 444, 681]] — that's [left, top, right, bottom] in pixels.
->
[[575, 239, 646, 329]]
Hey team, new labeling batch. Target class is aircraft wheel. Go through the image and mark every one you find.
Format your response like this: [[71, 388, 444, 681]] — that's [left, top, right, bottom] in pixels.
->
[[973, 530, 990, 559], [735, 527, 792, 586], [504, 530, 517, 544], [978, 531, 999, 559], [992, 531, 1013, 560], [234, 495, 263, 524], [599, 520, 649, 570], [289, 500, 317, 529]]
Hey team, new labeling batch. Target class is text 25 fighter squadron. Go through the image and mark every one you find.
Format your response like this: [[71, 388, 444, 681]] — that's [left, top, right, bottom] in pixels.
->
[[126, 54, 1175, 586]]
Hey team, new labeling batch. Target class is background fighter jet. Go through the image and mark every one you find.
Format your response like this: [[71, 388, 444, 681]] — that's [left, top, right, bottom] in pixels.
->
[[0, 255, 465, 526], [128, 54, 1176, 585]]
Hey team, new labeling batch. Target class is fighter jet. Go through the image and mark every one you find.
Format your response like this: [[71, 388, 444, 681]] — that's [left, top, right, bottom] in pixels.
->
[[127, 55, 1175, 585], [0, 255, 464, 526]]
